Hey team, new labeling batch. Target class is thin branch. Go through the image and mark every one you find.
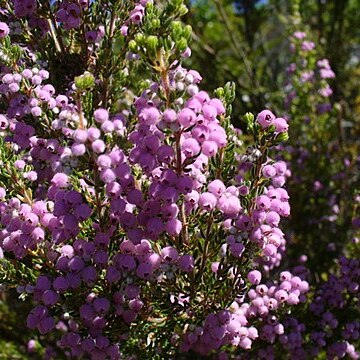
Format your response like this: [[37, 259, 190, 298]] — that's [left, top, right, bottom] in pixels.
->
[[46, 3, 66, 55], [213, 0, 260, 89], [47, 19, 62, 54]]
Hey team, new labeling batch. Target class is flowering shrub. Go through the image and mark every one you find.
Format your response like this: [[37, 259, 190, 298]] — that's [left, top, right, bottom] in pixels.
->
[[0, 1, 358, 359], [280, 17, 359, 276]]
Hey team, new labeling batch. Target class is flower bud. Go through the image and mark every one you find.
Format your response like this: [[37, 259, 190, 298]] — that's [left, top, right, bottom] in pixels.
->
[[146, 35, 158, 53], [74, 72, 95, 91], [275, 132, 289, 143], [171, 21, 183, 39], [183, 25, 192, 41], [129, 40, 138, 52], [176, 37, 188, 52], [135, 33, 145, 45]]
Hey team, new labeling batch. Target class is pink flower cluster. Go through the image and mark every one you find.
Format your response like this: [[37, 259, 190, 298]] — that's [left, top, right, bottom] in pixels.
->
[[286, 31, 336, 114], [256, 110, 288, 133], [181, 271, 309, 356], [120, 0, 153, 35]]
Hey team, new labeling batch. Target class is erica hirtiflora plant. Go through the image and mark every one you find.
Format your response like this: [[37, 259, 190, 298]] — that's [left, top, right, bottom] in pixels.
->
[[281, 9, 359, 277], [0, 1, 352, 359]]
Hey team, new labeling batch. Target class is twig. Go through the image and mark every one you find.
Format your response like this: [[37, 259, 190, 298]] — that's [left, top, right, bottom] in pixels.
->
[[213, 0, 260, 90], [76, 92, 85, 129], [47, 19, 62, 54]]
